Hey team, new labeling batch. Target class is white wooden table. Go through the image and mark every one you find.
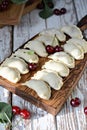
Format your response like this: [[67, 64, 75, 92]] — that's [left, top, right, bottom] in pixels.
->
[[0, 0, 87, 130]]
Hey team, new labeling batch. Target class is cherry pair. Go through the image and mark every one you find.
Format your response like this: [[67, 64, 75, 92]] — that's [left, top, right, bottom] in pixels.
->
[[12, 106, 31, 119], [70, 97, 87, 115], [53, 8, 67, 16], [46, 45, 63, 54]]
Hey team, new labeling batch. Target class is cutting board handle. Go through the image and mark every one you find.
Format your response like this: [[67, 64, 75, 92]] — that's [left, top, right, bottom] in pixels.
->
[[77, 15, 87, 31]]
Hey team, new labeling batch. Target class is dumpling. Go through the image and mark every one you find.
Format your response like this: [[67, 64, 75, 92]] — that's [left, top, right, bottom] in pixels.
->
[[42, 60, 69, 77], [1, 57, 29, 74], [61, 25, 83, 39], [12, 49, 39, 63], [35, 35, 59, 47], [0, 66, 21, 83], [22, 79, 51, 100], [67, 38, 87, 53], [24, 40, 48, 57], [63, 42, 84, 60], [39, 28, 66, 42], [32, 69, 63, 90], [48, 52, 75, 68]]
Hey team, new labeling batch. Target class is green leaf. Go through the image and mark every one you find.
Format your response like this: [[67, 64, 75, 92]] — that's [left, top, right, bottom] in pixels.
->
[[39, 0, 53, 19], [27, 50, 34, 55], [11, 0, 27, 4], [0, 102, 12, 123]]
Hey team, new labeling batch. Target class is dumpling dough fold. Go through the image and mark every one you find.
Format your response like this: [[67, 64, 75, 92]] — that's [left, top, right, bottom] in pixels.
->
[[12, 49, 39, 63], [22, 79, 51, 100], [42, 60, 69, 77], [39, 28, 66, 42], [61, 25, 83, 39], [32, 69, 63, 90], [24, 40, 48, 57], [0, 66, 21, 83], [48, 52, 75, 68], [35, 35, 59, 47], [1, 57, 29, 74], [67, 38, 87, 53], [63, 42, 84, 60]]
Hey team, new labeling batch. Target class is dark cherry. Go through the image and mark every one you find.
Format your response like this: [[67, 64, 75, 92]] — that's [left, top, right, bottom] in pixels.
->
[[46, 45, 55, 54], [60, 8, 67, 14], [0, 0, 9, 11], [84, 107, 87, 115], [70, 97, 81, 107], [37, 2, 44, 9], [47, 2, 54, 8], [20, 109, 31, 119], [53, 9, 61, 15], [12, 106, 21, 115], [54, 45, 64, 52], [28, 63, 37, 71]]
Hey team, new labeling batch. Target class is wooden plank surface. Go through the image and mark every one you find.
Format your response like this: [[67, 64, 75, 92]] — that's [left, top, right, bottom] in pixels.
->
[[0, 26, 12, 130], [0, 0, 87, 130]]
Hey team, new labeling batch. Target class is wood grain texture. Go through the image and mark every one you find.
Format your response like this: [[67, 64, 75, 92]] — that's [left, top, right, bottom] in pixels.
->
[[0, 0, 87, 130]]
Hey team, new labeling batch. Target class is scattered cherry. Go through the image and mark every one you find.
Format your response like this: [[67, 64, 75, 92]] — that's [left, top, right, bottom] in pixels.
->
[[46, 45, 55, 54], [0, 0, 10, 11], [84, 107, 87, 115], [70, 97, 81, 107], [20, 109, 31, 119], [28, 63, 37, 71], [53, 8, 61, 15], [54, 45, 64, 52], [12, 106, 21, 115], [60, 8, 67, 14]]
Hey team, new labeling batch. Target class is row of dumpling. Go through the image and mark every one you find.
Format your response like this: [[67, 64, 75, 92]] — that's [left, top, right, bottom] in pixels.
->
[[22, 25, 87, 100], [0, 25, 86, 100], [0, 48, 40, 83]]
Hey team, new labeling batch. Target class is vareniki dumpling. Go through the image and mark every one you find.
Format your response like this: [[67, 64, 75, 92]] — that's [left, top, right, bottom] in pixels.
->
[[22, 79, 51, 100], [1, 57, 29, 74], [39, 28, 66, 42], [32, 69, 63, 90], [0, 66, 21, 83], [48, 52, 75, 68], [67, 38, 87, 53], [42, 60, 69, 77], [12, 49, 39, 63], [35, 35, 59, 47], [24, 40, 48, 57], [63, 42, 84, 60], [61, 25, 83, 39]]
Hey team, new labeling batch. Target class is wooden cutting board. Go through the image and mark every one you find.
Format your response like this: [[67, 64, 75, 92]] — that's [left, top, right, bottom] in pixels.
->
[[0, 0, 41, 28], [0, 16, 87, 115], [0, 52, 87, 115], [0, 3, 25, 25]]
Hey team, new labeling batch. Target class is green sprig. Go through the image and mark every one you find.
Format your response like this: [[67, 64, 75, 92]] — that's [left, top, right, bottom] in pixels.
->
[[39, 0, 53, 19]]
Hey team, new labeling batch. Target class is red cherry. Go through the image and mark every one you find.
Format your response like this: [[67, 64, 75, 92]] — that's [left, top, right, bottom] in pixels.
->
[[53, 9, 61, 15], [70, 97, 81, 107], [60, 8, 67, 14], [54, 45, 64, 52], [20, 109, 31, 119], [12, 106, 21, 115], [84, 107, 87, 115], [46, 45, 55, 54], [28, 63, 37, 71]]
